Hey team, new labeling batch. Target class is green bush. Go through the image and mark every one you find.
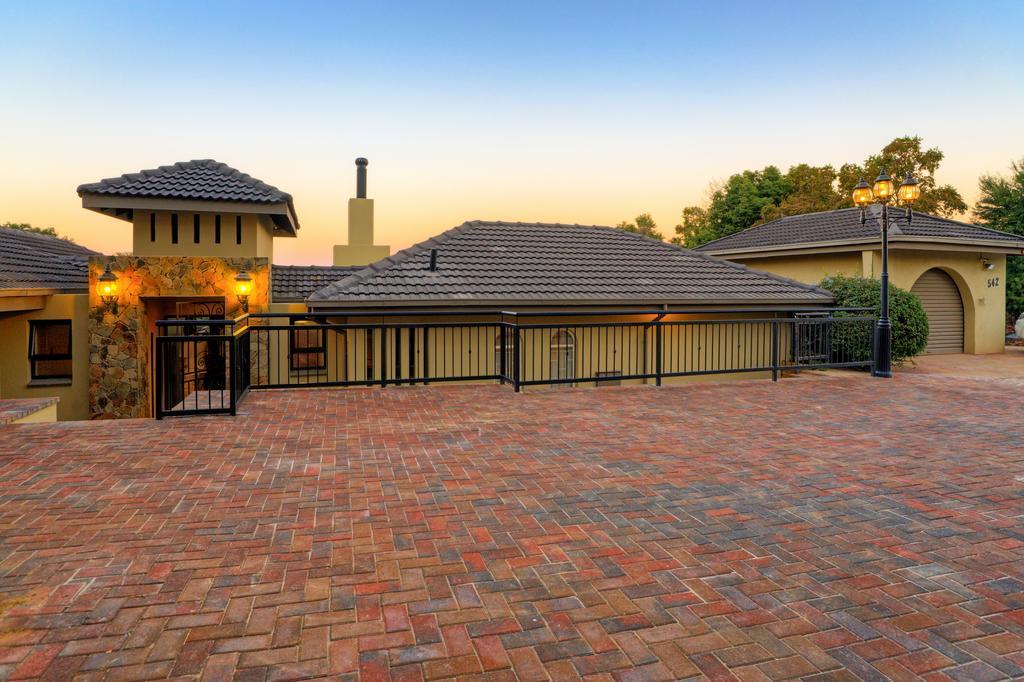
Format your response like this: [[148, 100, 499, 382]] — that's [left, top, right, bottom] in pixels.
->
[[821, 275, 929, 364]]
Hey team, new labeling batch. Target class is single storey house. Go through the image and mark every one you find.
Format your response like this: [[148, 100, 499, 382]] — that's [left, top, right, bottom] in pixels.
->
[[695, 207, 1024, 354], [0, 158, 871, 421]]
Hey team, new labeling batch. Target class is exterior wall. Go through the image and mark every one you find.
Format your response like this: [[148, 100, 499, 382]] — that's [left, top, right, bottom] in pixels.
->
[[131, 211, 274, 260], [89, 256, 270, 419], [243, 311, 793, 390], [729, 253, 863, 286], [731, 249, 1008, 355], [14, 402, 58, 423], [333, 198, 390, 266], [0, 293, 91, 421], [871, 250, 1006, 355]]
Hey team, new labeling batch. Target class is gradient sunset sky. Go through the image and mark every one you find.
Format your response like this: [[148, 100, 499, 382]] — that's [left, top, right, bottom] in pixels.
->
[[2, 1, 1023, 264]]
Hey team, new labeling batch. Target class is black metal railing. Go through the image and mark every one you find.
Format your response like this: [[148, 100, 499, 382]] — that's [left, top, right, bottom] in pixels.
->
[[153, 308, 875, 418]]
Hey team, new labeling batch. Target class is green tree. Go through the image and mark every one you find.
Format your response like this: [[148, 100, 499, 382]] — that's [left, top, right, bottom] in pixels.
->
[[616, 213, 664, 240], [974, 159, 1024, 318], [760, 164, 845, 223], [1, 221, 74, 242], [681, 136, 967, 248], [678, 166, 790, 248], [837, 137, 967, 217]]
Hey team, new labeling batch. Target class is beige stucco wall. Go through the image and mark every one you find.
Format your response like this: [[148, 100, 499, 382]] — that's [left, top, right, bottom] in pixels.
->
[[131, 211, 275, 260], [14, 402, 58, 423], [333, 198, 390, 266], [0, 293, 91, 420], [730, 249, 1008, 354], [241, 311, 805, 390]]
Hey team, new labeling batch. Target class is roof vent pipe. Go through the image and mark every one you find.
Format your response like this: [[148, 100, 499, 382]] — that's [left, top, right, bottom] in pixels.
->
[[355, 157, 368, 198], [429, 249, 438, 271]]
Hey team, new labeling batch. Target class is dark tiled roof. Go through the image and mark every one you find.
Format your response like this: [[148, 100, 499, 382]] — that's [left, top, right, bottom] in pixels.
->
[[77, 159, 299, 233], [77, 159, 291, 204], [309, 221, 832, 306], [272, 265, 363, 302], [696, 206, 1024, 254], [0, 227, 99, 292]]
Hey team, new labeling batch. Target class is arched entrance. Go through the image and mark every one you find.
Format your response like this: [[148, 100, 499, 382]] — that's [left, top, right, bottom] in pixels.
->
[[911, 269, 964, 354]]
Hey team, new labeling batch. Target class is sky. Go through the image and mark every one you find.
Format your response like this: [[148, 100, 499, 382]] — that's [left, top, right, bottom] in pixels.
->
[[2, 1, 1023, 264]]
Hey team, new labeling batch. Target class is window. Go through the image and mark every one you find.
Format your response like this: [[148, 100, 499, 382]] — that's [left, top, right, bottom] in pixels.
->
[[29, 321, 72, 380], [171, 214, 179, 244], [550, 330, 575, 381], [235, 215, 242, 245], [193, 215, 201, 244], [290, 327, 326, 371], [149, 213, 156, 242], [215, 215, 221, 244]]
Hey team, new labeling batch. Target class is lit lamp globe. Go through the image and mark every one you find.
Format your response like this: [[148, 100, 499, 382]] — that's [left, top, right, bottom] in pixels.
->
[[98, 264, 119, 312], [898, 173, 921, 205], [234, 270, 253, 312], [852, 178, 873, 208], [872, 170, 895, 202]]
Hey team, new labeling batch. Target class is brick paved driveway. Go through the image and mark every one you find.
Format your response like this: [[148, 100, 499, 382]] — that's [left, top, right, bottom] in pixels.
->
[[0, 374, 1022, 681]]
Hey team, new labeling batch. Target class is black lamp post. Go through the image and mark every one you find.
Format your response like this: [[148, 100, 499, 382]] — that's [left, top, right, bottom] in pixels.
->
[[852, 170, 921, 377]]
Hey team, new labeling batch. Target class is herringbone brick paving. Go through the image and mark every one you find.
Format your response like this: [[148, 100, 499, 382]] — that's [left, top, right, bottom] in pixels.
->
[[0, 374, 1022, 680]]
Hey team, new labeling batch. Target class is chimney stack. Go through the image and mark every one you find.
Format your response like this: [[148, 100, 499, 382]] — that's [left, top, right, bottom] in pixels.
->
[[355, 157, 368, 199], [332, 157, 391, 266]]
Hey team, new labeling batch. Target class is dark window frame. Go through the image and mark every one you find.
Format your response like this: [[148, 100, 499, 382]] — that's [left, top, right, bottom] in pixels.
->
[[235, 215, 242, 245], [289, 326, 326, 371], [193, 214, 201, 244], [215, 215, 221, 243], [171, 214, 179, 244], [149, 213, 156, 242], [28, 320, 73, 380]]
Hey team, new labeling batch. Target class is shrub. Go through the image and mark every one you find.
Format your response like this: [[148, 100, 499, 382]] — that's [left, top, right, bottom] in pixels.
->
[[821, 275, 929, 364]]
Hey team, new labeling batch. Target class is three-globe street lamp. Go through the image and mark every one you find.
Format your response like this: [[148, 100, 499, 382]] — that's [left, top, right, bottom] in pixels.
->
[[852, 170, 921, 377]]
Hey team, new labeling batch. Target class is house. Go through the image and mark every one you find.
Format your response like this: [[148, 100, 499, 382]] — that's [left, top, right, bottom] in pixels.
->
[[1, 158, 867, 422], [695, 207, 1024, 354], [0, 228, 98, 420]]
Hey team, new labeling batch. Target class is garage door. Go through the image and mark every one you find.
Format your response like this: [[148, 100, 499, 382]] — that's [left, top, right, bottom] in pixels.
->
[[910, 269, 964, 354]]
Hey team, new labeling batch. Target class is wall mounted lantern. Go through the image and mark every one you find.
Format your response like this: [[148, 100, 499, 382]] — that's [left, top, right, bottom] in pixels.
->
[[981, 257, 995, 271], [98, 264, 120, 314], [234, 270, 253, 313]]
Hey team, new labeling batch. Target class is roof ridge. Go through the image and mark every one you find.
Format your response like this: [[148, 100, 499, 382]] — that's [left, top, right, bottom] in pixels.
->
[[308, 222, 478, 300], [0, 226, 99, 254], [77, 159, 292, 201]]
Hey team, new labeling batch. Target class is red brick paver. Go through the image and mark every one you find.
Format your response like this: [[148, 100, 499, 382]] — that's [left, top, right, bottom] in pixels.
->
[[0, 373, 1022, 680]]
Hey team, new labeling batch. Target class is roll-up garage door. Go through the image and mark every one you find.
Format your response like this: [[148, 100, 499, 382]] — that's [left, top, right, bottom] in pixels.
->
[[910, 269, 964, 354]]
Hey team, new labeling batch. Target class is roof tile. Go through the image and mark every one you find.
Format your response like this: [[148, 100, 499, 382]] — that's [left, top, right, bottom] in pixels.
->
[[309, 221, 832, 306], [696, 207, 1024, 253], [0, 228, 99, 292]]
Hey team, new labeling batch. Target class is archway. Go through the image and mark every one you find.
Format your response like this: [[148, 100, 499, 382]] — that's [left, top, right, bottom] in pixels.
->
[[910, 268, 965, 354]]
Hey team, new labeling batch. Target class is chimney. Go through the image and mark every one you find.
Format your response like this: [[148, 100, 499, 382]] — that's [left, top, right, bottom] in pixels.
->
[[333, 157, 391, 266], [356, 157, 368, 198]]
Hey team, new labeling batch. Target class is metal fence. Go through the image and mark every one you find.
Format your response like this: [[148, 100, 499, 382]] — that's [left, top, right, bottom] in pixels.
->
[[153, 309, 875, 418]]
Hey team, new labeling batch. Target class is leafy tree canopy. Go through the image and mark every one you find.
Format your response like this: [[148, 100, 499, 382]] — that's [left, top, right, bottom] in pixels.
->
[[1, 221, 74, 242], [974, 159, 1024, 318], [677, 137, 967, 248], [615, 213, 664, 240]]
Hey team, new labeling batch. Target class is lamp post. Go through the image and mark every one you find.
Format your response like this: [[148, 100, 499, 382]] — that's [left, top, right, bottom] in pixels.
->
[[852, 170, 920, 377]]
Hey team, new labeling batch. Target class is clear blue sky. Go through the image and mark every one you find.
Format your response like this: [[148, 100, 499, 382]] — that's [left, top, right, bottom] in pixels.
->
[[2, 1, 1022, 262]]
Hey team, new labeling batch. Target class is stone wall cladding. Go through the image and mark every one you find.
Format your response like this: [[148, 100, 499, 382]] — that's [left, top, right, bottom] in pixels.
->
[[88, 256, 269, 419]]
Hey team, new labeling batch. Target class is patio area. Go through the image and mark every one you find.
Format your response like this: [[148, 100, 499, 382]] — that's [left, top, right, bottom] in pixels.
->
[[0, 371, 1022, 680]]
